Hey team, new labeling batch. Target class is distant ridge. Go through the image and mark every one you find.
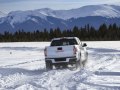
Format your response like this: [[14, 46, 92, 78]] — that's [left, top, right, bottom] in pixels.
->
[[0, 4, 120, 33], [0, 11, 7, 17]]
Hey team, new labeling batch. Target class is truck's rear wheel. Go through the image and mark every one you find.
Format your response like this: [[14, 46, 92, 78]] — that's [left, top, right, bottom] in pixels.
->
[[46, 61, 53, 70], [75, 60, 80, 69]]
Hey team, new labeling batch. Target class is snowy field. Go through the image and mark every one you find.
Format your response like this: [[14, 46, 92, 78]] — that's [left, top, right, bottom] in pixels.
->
[[0, 41, 120, 90]]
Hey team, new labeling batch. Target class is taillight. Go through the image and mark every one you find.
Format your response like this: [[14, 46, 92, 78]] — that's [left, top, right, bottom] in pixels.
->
[[44, 48, 47, 57], [73, 46, 77, 55]]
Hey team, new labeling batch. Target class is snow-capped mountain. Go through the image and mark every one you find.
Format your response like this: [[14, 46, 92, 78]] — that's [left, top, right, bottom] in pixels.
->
[[0, 4, 120, 33], [0, 11, 6, 18], [36, 4, 120, 19], [4, 10, 47, 28]]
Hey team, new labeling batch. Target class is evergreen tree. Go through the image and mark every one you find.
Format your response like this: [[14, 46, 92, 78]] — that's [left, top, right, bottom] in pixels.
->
[[98, 24, 108, 40], [0, 23, 120, 42]]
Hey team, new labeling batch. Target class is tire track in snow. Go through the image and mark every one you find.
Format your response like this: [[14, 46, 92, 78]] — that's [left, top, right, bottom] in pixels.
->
[[24, 48, 120, 90], [87, 52, 118, 71], [0, 59, 44, 68], [0, 45, 120, 90], [79, 48, 120, 89]]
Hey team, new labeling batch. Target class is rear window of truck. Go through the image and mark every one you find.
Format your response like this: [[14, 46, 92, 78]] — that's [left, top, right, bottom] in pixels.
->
[[51, 39, 78, 46]]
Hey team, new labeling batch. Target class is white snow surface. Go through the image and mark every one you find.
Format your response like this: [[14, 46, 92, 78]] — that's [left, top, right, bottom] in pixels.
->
[[0, 41, 120, 90]]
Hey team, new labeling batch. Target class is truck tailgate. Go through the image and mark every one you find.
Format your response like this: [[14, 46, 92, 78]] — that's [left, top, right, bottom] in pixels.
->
[[46, 45, 75, 58]]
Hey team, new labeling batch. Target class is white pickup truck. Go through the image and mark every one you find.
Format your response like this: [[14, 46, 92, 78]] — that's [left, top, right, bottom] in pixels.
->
[[44, 37, 88, 70]]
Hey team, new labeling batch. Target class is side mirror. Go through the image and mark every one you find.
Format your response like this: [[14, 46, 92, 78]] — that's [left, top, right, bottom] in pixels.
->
[[82, 43, 87, 47]]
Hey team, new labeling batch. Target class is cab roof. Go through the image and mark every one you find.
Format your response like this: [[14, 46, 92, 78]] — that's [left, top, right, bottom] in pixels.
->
[[51, 37, 79, 41]]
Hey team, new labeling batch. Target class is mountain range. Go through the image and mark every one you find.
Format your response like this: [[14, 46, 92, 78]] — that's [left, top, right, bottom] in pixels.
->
[[0, 4, 120, 33], [0, 11, 6, 18]]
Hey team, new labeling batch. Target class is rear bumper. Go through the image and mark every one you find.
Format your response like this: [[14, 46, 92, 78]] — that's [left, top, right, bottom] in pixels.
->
[[45, 56, 77, 64]]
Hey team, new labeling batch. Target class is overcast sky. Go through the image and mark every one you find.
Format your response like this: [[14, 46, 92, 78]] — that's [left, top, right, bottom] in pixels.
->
[[0, 0, 120, 14]]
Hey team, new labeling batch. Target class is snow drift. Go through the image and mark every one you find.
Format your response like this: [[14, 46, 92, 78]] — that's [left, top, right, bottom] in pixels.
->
[[0, 41, 120, 90]]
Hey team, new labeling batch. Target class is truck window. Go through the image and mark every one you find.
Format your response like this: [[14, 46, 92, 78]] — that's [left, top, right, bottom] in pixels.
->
[[51, 39, 78, 46]]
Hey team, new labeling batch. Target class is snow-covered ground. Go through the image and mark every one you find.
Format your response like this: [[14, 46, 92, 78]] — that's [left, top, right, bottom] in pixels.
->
[[0, 41, 120, 90]]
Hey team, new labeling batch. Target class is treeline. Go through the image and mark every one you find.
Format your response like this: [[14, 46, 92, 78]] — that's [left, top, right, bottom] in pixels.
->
[[0, 23, 120, 42]]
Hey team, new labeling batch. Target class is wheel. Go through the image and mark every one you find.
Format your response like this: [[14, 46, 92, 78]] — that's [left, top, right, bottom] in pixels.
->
[[79, 53, 83, 68], [75, 60, 80, 69], [85, 52, 88, 61], [46, 61, 53, 70]]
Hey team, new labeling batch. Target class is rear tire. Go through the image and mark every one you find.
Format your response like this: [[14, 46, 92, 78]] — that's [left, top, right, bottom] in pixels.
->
[[79, 53, 83, 68], [75, 60, 80, 69], [46, 61, 53, 70]]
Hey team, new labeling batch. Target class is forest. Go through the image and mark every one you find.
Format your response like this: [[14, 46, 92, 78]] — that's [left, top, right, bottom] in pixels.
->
[[0, 23, 120, 42]]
